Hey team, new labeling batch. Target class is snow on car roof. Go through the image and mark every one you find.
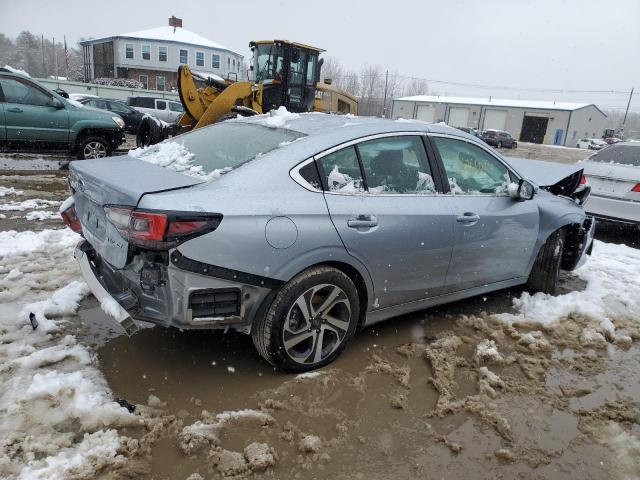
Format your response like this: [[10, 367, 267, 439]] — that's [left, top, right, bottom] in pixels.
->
[[395, 95, 597, 112], [82, 26, 241, 56]]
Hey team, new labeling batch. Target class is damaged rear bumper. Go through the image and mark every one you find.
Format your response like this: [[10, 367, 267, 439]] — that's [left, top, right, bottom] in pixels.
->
[[74, 240, 273, 334]]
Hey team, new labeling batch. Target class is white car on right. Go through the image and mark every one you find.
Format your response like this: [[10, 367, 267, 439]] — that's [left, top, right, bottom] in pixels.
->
[[576, 137, 607, 150], [582, 142, 640, 225]]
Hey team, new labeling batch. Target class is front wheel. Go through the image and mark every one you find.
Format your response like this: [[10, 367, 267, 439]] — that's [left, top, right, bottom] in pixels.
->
[[526, 229, 566, 295], [77, 136, 110, 160], [252, 266, 360, 372]]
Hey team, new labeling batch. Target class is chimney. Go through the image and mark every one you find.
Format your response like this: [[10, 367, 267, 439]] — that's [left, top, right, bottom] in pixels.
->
[[169, 16, 183, 28]]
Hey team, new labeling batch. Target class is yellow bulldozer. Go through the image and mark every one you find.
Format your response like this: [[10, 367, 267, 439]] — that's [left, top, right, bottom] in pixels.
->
[[138, 40, 358, 146]]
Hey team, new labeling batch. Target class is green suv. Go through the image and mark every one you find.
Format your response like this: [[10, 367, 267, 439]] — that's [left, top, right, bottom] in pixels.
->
[[0, 68, 125, 159]]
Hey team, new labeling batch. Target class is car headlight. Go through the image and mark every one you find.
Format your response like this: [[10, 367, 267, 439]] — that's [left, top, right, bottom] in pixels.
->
[[111, 116, 125, 129]]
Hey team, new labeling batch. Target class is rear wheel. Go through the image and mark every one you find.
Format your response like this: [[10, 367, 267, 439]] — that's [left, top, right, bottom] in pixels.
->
[[77, 136, 110, 160], [526, 229, 566, 295], [252, 266, 360, 372]]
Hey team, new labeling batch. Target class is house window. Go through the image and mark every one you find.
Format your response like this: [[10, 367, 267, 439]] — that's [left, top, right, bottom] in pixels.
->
[[227, 57, 230, 69], [158, 46, 168, 62], [139, 75, 148, 89], [179, 49, 188, 64], [125, 43, 134, 59], [196, 51, 204, 67], [142, 45, 150, 60], [212, 54, 220, 69], [156, 75, 165, 91], [232, 59, 236, 69]]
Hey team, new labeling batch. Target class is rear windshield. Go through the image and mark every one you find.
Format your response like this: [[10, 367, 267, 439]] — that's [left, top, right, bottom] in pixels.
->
[[590, 144, 640, 166], [129, 122, 305, 179]]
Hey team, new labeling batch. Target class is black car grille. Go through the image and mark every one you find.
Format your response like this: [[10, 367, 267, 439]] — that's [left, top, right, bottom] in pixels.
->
[[189, 288, 241, 319]]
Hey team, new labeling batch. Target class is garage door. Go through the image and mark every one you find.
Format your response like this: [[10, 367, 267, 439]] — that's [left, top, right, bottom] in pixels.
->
[[448, 107, 470, 127], [415, 104, 435, 122], [483, 109, 507, 131]]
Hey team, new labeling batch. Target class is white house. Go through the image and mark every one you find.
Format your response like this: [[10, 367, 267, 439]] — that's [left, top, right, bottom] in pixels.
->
[[80, 16, 243, 91]]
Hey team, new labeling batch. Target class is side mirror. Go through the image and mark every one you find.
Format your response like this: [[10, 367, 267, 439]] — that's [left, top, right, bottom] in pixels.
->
[[50, 98, 65, 109], [509, 179, 535, 200]]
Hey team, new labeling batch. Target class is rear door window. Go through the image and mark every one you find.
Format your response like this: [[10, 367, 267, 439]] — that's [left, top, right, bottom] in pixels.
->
[[156, 100, 167, 110], [317, 146, 365, 193], [108, 101, 132, 114], [357, 136, 436, 194], [88, 99, 108, 110]]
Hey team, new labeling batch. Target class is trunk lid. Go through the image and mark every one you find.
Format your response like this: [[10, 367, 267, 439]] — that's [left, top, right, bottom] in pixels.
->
[[581, 161, 640, 198], [69, 156, 205, 268]]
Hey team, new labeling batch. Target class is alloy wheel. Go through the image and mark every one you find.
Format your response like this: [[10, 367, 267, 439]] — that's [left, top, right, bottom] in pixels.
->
[[83, 141, 107, 159], [282, 284, 351, 365]]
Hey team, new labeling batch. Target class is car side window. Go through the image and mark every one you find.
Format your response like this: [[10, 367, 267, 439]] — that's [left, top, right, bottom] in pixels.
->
[[357, 136, 436, 194], [169, 102, 184, 112], [432, 136, 513, 195], [317, 146, 365, 193], [108, 101, 131, 114], [156, 100, 167, 110], [89, 99, 108, 110], [0, 77, 51, 107]]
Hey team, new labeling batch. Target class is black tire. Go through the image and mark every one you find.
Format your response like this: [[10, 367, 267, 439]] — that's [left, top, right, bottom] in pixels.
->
[[252, 266, 360, 372], [526, 229, 566, 295], [136, 116, 165, 147], [76, 136, 110, 160]]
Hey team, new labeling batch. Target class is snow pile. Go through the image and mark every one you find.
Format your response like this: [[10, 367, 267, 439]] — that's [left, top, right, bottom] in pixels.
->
[[496, 240, 640, 342], [474, 339, 503, 365], [0, 228, 136, 478], [0, 186, 24, 197], [128, 141, 230, 181], [248, 106, 300, 129], [0, 199, 60, 212], [25, 211, 60, 221]]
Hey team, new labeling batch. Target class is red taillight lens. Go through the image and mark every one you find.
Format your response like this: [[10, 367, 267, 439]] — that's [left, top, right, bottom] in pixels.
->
[[104, 206, 220, 250], [580, 175, 587, 185], [60, 204, 82, 234], [631, 183, 640, 193]]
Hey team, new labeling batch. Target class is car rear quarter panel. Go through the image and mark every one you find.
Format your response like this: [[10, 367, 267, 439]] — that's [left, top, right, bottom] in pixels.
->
[[136, 156, 375, 301]]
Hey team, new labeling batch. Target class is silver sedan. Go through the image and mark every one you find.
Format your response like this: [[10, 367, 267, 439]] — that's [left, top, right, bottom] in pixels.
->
[[582, 142, 640, 225], [62, 114, 595, 372]]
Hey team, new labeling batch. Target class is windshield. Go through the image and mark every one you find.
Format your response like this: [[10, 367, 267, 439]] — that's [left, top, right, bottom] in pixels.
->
[[129, 122, 305, 179], [254, 43, 284, 83], [590, 144, 640, 166]]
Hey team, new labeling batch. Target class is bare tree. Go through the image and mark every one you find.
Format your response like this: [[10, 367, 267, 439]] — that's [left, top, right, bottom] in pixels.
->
[[320, 56, 344, 85], [402, 77, 430, 97]]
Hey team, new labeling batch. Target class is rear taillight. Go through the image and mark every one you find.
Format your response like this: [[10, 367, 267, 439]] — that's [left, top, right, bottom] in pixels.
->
[[104, 206, 221, 250], [631, 183, 640, 193], [60, 204, 82, 234], [580, 175, 587, 185]]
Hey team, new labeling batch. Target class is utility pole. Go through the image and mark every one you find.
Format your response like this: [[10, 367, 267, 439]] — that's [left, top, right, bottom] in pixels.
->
[[622, 87, 634, 130], [41, 35, 45, 74], [382, 70, 389, 118], [53, 37, 58, 79]]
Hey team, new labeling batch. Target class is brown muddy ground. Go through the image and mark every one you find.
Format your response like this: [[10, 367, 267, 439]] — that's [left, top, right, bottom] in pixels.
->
[[2, 148, 639, 480]]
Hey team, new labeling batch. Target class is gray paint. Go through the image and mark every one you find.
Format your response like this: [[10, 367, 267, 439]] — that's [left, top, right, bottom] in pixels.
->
[[72, 114, 593, 333]]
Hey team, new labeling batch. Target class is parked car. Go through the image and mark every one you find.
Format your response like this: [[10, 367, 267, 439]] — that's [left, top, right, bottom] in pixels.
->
[[582, 142, 640, 224], [79, 98, 145, 133], [482, 129, 517, 148], [126, 96, 184, 124], [454, 126, 482, 139], [63, 115, 594, 371], [604, 137, 622, 145], [0, 68, 125, 159], [576, 138, 607, 150]]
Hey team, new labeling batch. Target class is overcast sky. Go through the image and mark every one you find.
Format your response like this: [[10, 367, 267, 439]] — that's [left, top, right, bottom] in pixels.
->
[[2, 0, 639, 111]]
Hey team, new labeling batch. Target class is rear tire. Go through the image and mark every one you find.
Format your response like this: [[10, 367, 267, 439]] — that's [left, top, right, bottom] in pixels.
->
[[526, 229, 566, 295], [251, 266, 360, 372], [76, 136, 110, 160], [136, 116, 165, 147]]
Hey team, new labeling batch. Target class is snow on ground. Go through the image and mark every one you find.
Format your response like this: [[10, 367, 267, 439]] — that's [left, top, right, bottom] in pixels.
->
[[0, 199, 60, 212], [0, 187, 24, 197], [24, 211, 60, 221], [0, 229, 136, 479], [496, 240, 640, 342]]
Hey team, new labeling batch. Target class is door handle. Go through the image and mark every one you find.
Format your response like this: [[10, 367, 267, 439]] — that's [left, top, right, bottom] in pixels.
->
[[348, 215, 378, 229], [456, 212, 480, 224], [7, 107, 23, 113]]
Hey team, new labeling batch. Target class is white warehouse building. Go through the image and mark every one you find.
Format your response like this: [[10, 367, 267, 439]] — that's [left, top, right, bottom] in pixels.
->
[[391, 95, 607, 146]]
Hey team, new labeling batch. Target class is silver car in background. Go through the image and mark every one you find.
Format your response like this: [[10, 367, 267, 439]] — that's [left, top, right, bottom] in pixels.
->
[[582, 142, 640, 225], [61, 114, 595, 372]]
